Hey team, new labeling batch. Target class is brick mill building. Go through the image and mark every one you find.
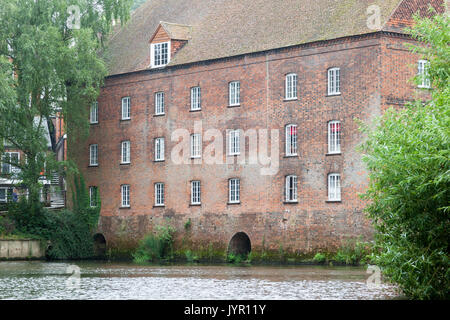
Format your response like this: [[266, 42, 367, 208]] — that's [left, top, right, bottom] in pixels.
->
[[70, 0, 444, 256]]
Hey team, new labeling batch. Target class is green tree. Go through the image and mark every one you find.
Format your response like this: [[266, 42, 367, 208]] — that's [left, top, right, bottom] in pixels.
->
[[0, 0, 132, 208], [360, 10, 449, 299]]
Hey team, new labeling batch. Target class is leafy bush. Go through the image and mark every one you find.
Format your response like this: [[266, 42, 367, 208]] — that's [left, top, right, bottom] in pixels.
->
[[44, 210, 94, 260], [0, 214, 15, 236], [313, 253, 326, 264], [333, 239, 372, 265], [6, 173, 101, 260], [185, 250, 199, 263], [133, 225, 175, 263], [359, 11, 449, 300], [227, 252, 247, 264]]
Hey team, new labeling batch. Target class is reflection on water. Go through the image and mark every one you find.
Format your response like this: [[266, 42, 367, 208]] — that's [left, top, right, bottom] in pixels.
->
[[0, 261, 400, 300]]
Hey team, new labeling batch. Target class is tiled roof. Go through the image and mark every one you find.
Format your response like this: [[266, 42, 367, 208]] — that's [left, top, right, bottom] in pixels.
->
[[383, 0, 445, 32], [159, 22, 192, 41], [103, 0, 444, 76]]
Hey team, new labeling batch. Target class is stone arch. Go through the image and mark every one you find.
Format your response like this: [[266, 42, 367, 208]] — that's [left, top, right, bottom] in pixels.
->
[[228, 232, 251, 256], [93, 233, 107, 257]]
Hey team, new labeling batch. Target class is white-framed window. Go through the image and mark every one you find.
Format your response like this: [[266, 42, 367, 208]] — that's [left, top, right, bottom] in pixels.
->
[[285, 73, 298, 100], [328, 121, 341, 154], [155, 92, 165, 115], [228, 129, 240, 155], [0, 187, 9, 203], [285, 175, 298, 202], [89, 186, 98, 207], [121, 184, 130, 207], [418, 60, 431, 88], [89, 144, 98, 166], [190, 133, 201, 158], [155, 137, 165, 161], [121, 97, 131, 120], [90, 101, 98, 124], [121, 140, 131, 164], [1, 152, 20, 174], [229, 81, 240, 106], [229, 178, 240, 203], [328, 173, 341, 201], [191, 180, 201, 205], [328, 67, 341, 95], [155, 183, 164, 206], [190, 87, 201, 111], [151, 42, 170, 68], [285, 124, 298, 156]]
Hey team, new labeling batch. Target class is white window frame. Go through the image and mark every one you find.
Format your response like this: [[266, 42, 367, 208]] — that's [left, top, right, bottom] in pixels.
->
[[328, 121, 341, 154], [121, 140, 131, 164], [418, 60, 431, 88], [328, 67, 341, 95], [89, 186, 98, 207], [229, 81, 240, 106], [89, 144, 98, 166], [190, 86, 201, 111], [0, 187, 8, 203], [121, 97, 131, 120], [191, 180, 201, 205], [285, 175, 298, 202], [121, 184, 130, 207], [155, 137, 165, 161], [285, 124, 298, 156], [1, 151, 20, 174], [229, 178, 240, 204], [151, 41, 170, 68], [285, 73, 298, 100], [155, 92, 165, 115], [328, 173, 341, 202], [228, 129, 240, 156], [190, 134, 201, 159], [90, 101, 98, 124], [155, 183, 165, 206]]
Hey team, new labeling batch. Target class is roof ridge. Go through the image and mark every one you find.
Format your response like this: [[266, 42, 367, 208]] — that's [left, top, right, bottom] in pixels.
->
[[159, 21, 193, 27]]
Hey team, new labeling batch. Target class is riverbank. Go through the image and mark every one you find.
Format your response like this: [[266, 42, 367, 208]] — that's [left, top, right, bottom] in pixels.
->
[[0, 239, 46, 260]]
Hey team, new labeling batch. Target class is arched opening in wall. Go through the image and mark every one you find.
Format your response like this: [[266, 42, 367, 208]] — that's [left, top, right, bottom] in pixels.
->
[[228, 232, 251, 258], [93, 233, 107, 258]]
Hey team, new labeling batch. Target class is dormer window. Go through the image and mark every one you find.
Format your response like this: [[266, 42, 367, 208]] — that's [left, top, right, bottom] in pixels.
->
[[151, 42, 170, 68], [149, 22, 192, 69]]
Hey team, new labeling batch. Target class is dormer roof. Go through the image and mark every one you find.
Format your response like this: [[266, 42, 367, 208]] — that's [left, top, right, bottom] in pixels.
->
[[150, 22, 192, 42]]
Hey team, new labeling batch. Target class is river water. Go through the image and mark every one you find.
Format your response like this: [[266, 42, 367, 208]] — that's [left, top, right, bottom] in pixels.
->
[[0, 261, 400, 300]]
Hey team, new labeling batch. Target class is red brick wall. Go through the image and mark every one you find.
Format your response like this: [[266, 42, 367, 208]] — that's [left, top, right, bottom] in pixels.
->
[[69, 32, 427, 254]]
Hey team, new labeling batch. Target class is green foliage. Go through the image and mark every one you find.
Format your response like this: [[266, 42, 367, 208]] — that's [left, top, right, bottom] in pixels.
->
[[405, 8, 450, 92], [8, 201, 94, 259], [313, 253, 326, 264], [184, 250, 199, 263], [72, 174, 100, 231], [0, 214, 15, 236], [44, 210, 94, 260], [184, 218, 191, 231], [226, 252, 242, 264], [6, 173, 101, 259], [278, 243, 286, 262], [133, 225, 176, 263], [0, 0, 132, 206], [359, 11, 449, 299], [333, 239, 373, 265]]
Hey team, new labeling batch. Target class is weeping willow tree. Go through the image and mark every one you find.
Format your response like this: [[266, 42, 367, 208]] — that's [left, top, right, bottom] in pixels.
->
[[0, 0, 132, 208]]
